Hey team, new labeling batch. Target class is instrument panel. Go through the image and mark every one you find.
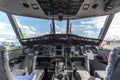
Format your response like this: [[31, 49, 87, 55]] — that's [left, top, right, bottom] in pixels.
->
[[28, 44, 95, 58], [34, 45, 65, 57], [35, 45, 64, 57]]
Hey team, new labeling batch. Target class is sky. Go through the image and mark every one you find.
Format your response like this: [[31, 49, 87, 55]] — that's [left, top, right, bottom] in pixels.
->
[[0, 11, 120, 41], [0, 11, 16, 39]]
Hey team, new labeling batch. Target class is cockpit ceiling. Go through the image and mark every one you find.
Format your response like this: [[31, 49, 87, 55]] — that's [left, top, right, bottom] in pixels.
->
[[0, 0, 120, 20]]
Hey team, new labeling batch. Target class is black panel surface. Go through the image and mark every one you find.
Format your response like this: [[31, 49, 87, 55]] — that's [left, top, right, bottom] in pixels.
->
[[21, 34, 101, 46]]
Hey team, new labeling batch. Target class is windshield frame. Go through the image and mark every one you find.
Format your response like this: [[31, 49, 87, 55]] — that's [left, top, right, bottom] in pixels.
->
[[6, 14, 115, 42]]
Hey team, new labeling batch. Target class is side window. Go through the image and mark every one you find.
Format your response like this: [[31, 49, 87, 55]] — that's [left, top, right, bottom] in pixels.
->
[[0, 11, 20, 47], [103, 12, 120, 49]]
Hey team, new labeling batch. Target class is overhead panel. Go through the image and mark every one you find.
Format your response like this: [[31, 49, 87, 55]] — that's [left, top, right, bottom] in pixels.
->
[[0, 0, 120, 19], [36, 0, 84, 16]]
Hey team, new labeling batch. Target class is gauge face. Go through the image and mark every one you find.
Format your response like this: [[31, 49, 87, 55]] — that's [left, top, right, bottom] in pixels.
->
[[70, 46, 81, 57], [70, 46, 76, 53]]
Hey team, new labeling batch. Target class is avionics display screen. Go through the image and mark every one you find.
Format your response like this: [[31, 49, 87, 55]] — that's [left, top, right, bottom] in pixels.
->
[[56, 45, 62, 49], [56, 51, 62, 56]]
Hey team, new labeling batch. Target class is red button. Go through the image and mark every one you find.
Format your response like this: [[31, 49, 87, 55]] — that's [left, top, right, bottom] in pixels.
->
[[105, 54, 109, 60]]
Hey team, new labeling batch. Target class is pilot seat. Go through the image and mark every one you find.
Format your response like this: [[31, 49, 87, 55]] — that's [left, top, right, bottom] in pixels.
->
[[0, 46, 44, 80]]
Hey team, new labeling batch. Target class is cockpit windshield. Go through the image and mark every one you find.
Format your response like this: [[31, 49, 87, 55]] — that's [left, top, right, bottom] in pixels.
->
[[14, 15, 107, 39], [15, 16, 51, 38], [55, 20, 67, 34], [71, 16, 107, 38]]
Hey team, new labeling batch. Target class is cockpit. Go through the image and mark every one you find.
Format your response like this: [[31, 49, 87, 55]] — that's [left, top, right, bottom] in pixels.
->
[[0, 0, 120, 80], [3, 15, 109, 80]]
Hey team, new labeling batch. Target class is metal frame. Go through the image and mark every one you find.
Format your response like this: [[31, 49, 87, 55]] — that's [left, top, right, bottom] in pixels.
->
[[69, 23, 72, 34], [6, 13, 23, 41], [52, 17, 56, 34], [98, 14, 115, 41], [66, 18, 70, 34]]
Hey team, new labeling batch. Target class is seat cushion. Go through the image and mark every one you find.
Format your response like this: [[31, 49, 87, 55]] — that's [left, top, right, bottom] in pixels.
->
[[88, 76, 101, 80], [94, 70, 106, 79], [33, 70, 44, 80], [77, 70, 90, 80], [12, 69, 25, 76], [12, 69, 44, 80], [14, 73, 36, 80], [77, 70, 101, 80]]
